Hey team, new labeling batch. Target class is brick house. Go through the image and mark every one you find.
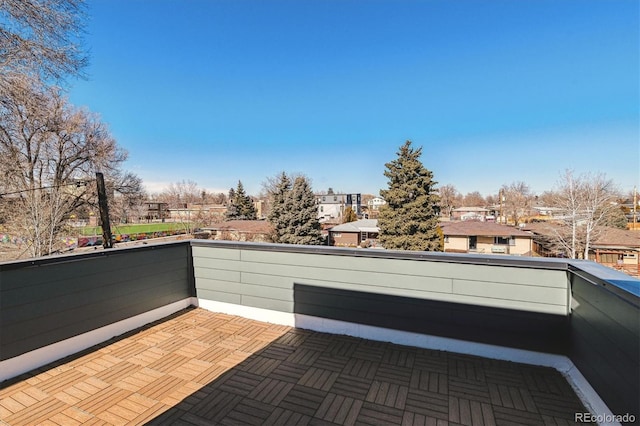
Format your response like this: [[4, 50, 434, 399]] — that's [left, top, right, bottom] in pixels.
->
[[328, 219, 379, 247]]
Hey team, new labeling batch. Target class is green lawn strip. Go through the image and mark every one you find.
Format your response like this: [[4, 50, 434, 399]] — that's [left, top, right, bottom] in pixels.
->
[[78, 223, 191, 236]]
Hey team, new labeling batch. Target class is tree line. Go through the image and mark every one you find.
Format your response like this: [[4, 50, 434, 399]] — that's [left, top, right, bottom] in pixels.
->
[[0, 0, 144, 257]]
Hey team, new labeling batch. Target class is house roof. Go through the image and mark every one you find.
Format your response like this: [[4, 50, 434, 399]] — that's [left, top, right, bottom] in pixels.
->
[[329, 219, 379, 233], [451, 207, 489, 212], [440, 221, 532, 237], [522, 223, 640, 249]]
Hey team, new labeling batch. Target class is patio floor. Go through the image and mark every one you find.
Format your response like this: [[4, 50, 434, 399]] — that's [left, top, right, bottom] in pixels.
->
[[0, 307, 591, 425]]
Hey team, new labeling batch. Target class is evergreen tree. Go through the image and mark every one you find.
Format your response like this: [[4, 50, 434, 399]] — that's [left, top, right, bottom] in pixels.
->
[[378, 140, 441, 251], [225, 181, 257, 220], [267, 173, 323, 245], [267, 172, 293, 242]]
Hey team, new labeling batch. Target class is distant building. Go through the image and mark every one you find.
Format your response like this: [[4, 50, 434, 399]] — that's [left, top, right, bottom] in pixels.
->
[[367, 197, 386, 211], [524, 222, 640, 277], [199, 220, 273, 243], [451, 207, 491, 221], [328, 219, 379, 247], [440, 221, 533, 255], [317, 193, 362, 223], [145, 202, 169, 221]]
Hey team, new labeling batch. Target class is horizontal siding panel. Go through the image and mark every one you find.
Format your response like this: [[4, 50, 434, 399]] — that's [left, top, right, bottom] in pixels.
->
[[195, 278, 241, 295], [1, 246, 189, 290], [194, 267, 241, 283], [2, 279, 190, 344], [193, 257, 241, 272], [239, 282, 293, 301], [2, 258, 187, 309], [452, 279, 567, 307], [238, 261, 453, 293], [192, 246, 241, 261], [450, 294, 568, 315], [446, 265, 566, 288], [238, 250, 567, 287], [4, 289, 191, 360], [240, 295, 293, 313], [241, 272, 293, 289], [196, 288, 241, 305], [2, 266, 189, 324]]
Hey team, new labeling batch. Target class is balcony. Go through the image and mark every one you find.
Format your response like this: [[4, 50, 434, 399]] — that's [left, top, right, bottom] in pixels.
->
[[1, 240, 638, 425]]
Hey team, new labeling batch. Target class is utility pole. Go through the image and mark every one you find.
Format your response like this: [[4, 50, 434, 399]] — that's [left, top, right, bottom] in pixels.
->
[[96, 172, 113, 249], [634, 186, 637, 229]]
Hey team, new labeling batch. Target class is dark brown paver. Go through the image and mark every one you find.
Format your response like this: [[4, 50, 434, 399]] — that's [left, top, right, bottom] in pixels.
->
[[0, 307, 594, 425]]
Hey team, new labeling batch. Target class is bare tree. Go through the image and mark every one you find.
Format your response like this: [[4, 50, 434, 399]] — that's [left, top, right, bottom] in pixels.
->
[[157, 180, 201, 208], [0, 76, 133, 257], [551, 170, 619, 259], [438, 184, 461, 219], [462, 191, 485, 207], [0, 0, 87, 86], [501, 181, 533, 226]]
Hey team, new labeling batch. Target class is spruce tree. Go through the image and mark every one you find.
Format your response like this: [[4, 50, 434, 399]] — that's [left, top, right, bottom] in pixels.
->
[[267, 173, 323, 245], [267, 172, 293, 242], [378, 140, 441, 251], [284, 176, 323, 245], [225, 181, 257, 220]]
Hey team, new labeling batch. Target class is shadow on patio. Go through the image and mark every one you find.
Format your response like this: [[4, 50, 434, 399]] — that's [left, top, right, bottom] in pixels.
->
[[1, 307, 591, 425]]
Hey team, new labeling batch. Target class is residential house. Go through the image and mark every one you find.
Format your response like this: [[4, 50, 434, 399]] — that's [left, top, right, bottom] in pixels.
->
[[328, 219, 379, 247], [317, 193, 362, 222], [524, 222, 640, 277], [440, 221, 533, 255], [451, 206, 491, 221], [367, 196, 386, 211], [199, 220, 273, 243]]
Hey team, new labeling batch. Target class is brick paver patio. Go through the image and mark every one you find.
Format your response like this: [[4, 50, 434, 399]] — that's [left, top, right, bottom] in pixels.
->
[[0, 308, 591, 425]]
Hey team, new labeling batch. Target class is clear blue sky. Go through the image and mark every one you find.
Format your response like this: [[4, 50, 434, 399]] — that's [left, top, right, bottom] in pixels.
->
[[68, 0, 639, 197]]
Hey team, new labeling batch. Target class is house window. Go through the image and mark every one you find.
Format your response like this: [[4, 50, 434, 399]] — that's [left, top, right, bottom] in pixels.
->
[[334, 196, 337, 201], [320, 206, 324, 212], [494, 236, 510, 245], [361, 232, 367, 241], [332, 232, 341, 238], [444, 236, 449, 243]]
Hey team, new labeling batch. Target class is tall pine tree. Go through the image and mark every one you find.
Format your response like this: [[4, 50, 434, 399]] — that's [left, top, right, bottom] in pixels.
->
[[225, 180, 257, 220], [267, 173, 323, 245], [378, 140, 441, 251], [267, 172, 293, 242]]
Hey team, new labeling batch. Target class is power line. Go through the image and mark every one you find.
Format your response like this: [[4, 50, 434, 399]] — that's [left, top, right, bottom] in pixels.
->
[[0, 180, 92, 197]]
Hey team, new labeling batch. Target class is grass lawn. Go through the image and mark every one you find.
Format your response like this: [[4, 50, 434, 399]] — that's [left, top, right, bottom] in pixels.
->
[[78, 222, 192, 236]]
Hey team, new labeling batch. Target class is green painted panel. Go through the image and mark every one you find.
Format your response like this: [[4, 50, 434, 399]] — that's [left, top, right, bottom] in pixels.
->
[[239, 282, 294, 301], [239, 249, 566, 287], [193, 267, 241, 283], [240, 272, 293, 289], [194, 277, 242, 295], [451, 293, 568, 315], [192, 257, 241, 272], [240, 295, 294, 313], [238, 260, 452, 293], [197, 288, 242, 304], [192, 246, 241, 261], [453, 279, 568, 307]]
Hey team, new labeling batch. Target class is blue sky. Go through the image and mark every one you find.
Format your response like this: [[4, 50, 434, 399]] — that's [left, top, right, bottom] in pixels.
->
[[68, 0, 639, 197]]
